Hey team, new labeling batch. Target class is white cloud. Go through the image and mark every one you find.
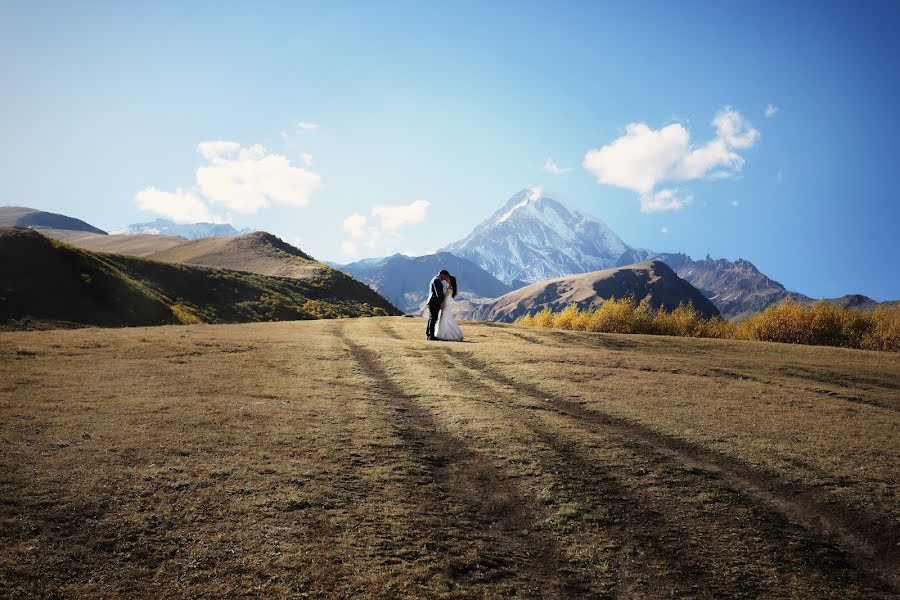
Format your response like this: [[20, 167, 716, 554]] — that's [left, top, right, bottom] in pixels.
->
[[341, 200, 431, 256], [372, 200, 431, 230], [712, 108, 760, 149], [297, 122, 319, 130], [640, 189, 692, 213], [300, 152, 313, 167], [543, 157, 573, 175], [765, 104, 779, 118], [198, 141, 241, 160], [584, 122, 688, 194], [134, 140, 322, 222], [134, 187, 223, 223], [195, 142, 322, 213], [583, 107, 759, 212], [343, 213, 368, 239]]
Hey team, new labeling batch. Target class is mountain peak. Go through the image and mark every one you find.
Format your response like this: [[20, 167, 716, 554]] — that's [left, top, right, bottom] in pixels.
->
[[443, 188, 634, 284], [492, 186, 545, 223]]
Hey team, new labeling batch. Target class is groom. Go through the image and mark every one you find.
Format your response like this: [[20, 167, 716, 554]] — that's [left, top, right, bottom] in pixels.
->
[[426, 269, 450, 341]]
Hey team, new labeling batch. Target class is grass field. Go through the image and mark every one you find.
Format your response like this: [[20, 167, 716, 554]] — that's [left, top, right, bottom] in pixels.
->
[[1, 317, 898, 598]]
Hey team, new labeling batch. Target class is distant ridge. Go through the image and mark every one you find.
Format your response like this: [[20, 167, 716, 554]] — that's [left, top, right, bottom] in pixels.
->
[[655, 253, 809, 320], [460, 260, 719, 323], [0, 206, 106, 235], [334, 251, 515, 314], [114, 218, 251, 239], [0, 227, 400, 328]]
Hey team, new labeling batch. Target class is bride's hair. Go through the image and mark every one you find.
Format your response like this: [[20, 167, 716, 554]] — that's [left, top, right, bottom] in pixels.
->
[[448, 275, 458, 298]]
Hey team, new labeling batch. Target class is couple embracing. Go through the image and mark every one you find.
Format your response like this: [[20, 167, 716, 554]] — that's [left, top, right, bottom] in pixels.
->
[[425, 269, 464, 342]]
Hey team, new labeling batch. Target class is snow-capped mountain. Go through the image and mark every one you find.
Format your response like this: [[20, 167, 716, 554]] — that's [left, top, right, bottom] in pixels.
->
[[442, 188, 647, 284], [113, 219, 251, 240]]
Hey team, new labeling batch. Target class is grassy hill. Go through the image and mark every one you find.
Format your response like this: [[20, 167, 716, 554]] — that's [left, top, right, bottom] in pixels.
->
[[0, 227, 400, 328], [462, 260, 720, 322], [0, 318, 897, 597]]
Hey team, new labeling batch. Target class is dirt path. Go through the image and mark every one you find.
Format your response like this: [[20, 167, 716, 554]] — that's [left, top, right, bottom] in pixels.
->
[[336, 324, 593, 598], [444, 347, 900, 595]]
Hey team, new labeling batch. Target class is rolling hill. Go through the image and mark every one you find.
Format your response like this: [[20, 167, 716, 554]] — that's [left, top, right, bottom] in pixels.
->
[[145, 232, 324, 279], [335, 251, 515, 314], [460, 260, 719, 322], [0, 206, 106, 234], [0, 227, 400, 328], [39, 229, 188, 257]]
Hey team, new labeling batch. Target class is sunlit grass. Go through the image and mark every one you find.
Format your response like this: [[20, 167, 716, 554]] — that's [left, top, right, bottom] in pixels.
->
[[517, 296, 899, 351]]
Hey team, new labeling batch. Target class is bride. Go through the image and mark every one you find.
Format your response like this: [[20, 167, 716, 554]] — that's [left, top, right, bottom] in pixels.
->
[[436, 275, 464, 342]]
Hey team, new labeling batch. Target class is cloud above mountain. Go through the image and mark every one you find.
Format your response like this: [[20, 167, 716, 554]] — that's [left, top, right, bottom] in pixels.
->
[[543, 157, 573, 175], [196, 142, 321, 213], [134, 187, 224, 223], [342, 200, 431, 256], [583, 107, 759, 212], [134, 141, 322, 222]]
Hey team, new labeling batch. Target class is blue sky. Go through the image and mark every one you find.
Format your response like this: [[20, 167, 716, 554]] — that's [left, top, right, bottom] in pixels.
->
[[2, 1, 898, 299]]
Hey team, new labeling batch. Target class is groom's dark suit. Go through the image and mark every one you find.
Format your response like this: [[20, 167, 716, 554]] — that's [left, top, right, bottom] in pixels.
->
[[426, 274, 445, 340]]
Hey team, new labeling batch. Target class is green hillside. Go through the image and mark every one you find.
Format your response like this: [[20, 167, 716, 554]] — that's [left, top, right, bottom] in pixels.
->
[[0, 227, 400, 328]]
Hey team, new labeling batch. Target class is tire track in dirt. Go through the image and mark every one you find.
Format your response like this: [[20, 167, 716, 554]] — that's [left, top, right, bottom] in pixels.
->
[[424, 350, 723, 597], [441, 355, 845, 598], [376, 320, 404, 341], [335, 326, 592, 598], [447, 348, 900, 595]]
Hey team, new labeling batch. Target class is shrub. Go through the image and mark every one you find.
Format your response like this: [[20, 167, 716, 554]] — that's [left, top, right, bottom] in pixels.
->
[[533, 307, 555, 328], [514, 295, 899, 352]]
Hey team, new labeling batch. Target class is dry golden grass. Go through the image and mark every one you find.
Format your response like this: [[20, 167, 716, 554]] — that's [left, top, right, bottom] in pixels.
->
[[1, 318, 898, 598], [518, 297, 900, 351]]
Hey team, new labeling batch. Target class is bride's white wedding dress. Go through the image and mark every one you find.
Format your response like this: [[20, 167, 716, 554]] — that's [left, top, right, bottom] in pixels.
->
[[436, 281, 464, 342]]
